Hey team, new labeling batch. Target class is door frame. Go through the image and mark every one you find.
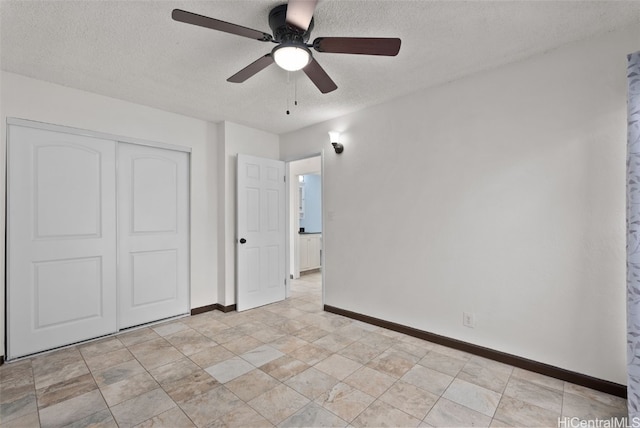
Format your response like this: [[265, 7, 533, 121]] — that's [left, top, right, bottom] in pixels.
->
[[285, 152, 325, 303]]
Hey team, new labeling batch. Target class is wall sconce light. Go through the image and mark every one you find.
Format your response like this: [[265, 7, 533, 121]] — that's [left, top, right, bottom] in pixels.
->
[[328, 131, 344, 154]]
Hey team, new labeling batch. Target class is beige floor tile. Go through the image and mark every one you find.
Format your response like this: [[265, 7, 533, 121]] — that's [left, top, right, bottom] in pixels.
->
[[110, 388, 176, 428], [315, 382, 375, 422], [134, 407, 195, 427], [92, 359, 146, 388], [165, 329, 217, 356], [280, 402, 348, 428], [99, 370, 159, 406], [78, 337, 125, 358], [0, 360, 33, 386], [378, 380, 438, 420], [366, 349, 417, 379], [127, 338, 184, 370], [179, 385, 244, 427], [272, 319, 308, 335], [338, 342, 382, 365], [222, 335, 264, 355], [442, 378, 501, 417], [457, 357, 512, 393], [148, 357, 202, 385], [314, 354, 363, 380], [563, 383, 627, 410], [249, 326, 288, 343], [38, 389, 107, 428], [248, 384, 310, 425], [63, 408, 117, 428], [162, 370, 219, 404], [151, 321, 191, 337], [117, 327, 161, 347], [269, 335, 310, 354], [0, 390, 37, 424], [240, 344, 284, 367], [260, 355, 310, 382], [225, 369, 280, 402], [503, 377, 563, 414], [418, 351, 466, 377], [210, 328, 250, 345], [392, 341, 432, 359], [357, 333, 397, 353], [401, 365, 454, 396], [32, 348, 89, 391], [344, 366, 396, 398], [285, 367, 340, 400], [205, 357, 254, 383], [561, 391, 627, 420], [424, 398, 492, 427], [293, 326, 331, 342], [84, 348, 135, 372], [99, 370, 158, 406], [288, 343, 333, 365], [430, 344, 473, 361], [35, 373, 97, 409], [189, 345, 235, 368], [313, 334, 354, 353], [511, 367, 564, 392], [493, 395, 560, 427], [0, 411, 40, 428], [351, 399, 421, 427], [334, 324, 371, 341], [208, 403, 273, 428]]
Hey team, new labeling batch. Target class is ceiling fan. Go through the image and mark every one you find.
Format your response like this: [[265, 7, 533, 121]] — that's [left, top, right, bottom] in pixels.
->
[[172, 0, 401, 94]]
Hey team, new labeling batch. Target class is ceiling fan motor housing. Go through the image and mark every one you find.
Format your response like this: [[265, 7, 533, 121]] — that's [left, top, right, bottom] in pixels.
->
[[269, 4, 314, 44]]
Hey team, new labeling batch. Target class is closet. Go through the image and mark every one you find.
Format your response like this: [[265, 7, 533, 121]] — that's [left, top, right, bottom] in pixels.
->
[[6, 119, 190, 359]]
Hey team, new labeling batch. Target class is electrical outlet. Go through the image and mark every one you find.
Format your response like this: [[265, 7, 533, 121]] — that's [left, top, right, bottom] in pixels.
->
[[463, 312, 476, 328]]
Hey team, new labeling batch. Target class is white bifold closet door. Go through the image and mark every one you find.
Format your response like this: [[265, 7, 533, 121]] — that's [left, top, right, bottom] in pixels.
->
[[117, 143, 190, 329], [7, 122, 190, 359], [7, 126, 118, 359]]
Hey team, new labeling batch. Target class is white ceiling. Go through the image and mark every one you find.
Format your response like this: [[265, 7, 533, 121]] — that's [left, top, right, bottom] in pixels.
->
[[1, 1, 639, 135]]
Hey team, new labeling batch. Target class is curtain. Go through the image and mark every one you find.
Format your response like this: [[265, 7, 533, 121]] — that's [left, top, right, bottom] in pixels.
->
[[627, 50, 640, 418]]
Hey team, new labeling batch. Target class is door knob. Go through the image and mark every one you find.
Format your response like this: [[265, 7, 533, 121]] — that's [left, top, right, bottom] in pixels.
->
[[239, 238, 247, 244]]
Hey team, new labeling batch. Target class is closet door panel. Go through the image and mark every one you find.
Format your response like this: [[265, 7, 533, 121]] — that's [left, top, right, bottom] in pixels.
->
[[7, 125, 117, 359], [117, 143, 190, 329]]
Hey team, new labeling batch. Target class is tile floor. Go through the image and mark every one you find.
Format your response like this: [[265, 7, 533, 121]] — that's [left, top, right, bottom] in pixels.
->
[[0, 272, 628, 427]]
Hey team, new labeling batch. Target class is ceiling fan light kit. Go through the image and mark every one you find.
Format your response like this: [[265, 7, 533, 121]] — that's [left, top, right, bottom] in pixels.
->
[[272, 44, 311, 71], [172, 0, 401, 94]]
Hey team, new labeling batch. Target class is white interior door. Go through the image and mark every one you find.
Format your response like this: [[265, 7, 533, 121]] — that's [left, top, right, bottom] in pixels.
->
[[237, 154, 286, 311], [7, 125, 117, 359], [117, 143, 190, 329]]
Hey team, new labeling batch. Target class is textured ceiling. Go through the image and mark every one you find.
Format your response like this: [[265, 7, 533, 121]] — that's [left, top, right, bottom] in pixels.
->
[[1, 0, 639, 134]]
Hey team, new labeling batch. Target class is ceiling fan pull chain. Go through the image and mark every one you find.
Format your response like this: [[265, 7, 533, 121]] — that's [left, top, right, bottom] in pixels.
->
[[295, 74, 298, 106], [286, 71, 291, 115]]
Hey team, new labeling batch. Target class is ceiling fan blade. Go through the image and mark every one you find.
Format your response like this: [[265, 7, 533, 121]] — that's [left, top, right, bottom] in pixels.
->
[[227, 54, 275, 83], [285, 0, 318, 32], [172, 9, 272, 42], [313, 37, 401, 56], [303, 58, 337, 94]]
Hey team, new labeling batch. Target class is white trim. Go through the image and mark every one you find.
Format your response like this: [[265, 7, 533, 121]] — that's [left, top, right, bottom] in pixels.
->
[[7, 117, 192, 153]]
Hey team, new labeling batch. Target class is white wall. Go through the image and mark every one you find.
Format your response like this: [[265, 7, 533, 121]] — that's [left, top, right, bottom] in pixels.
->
[[280, 25, 639, 384], [0, 72, 219, 357], [218, 121, 280, 306]]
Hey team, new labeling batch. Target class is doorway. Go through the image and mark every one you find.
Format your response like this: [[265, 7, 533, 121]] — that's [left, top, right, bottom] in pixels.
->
[[287, 155, 323, 301]]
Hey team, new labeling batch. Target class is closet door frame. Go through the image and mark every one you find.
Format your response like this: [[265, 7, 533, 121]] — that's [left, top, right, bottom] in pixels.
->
[[5, 117, 192, 359]]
